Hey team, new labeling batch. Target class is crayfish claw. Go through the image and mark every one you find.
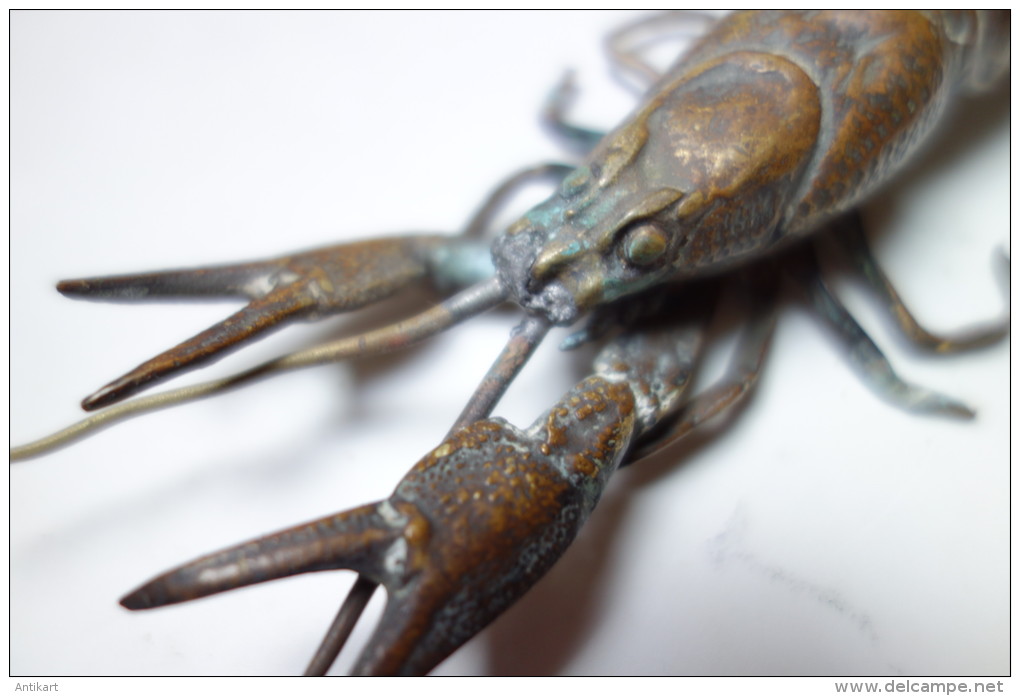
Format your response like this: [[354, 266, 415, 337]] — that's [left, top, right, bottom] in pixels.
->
[[81, 288, 314, 410], [69, 236, 454, 409], [119, 502, 403, 610], [114, 276, 749, 674], [121, 369, 642, 675], [56, 261, 278, 301]]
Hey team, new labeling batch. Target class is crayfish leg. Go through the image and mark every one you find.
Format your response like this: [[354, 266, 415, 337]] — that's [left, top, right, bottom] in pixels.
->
[[790, 248, 975, 419], [626, 273, 779, 462], [832, 214, 1009, 353], [541, 71, 607, 156], [461, 163, 574, 239], [605, 11, 718, 91]]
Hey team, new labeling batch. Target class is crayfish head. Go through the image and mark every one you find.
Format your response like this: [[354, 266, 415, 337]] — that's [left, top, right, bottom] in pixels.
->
[[494, 49, 825, 327], [492, 163, 692, 326]]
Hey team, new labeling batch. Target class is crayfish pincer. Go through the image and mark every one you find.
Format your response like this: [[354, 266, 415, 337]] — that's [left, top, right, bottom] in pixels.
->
[[120, 371, 639, 675]]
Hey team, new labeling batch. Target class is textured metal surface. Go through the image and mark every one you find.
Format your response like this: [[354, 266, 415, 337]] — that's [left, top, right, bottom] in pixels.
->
[[11, 11, 1008, 675]]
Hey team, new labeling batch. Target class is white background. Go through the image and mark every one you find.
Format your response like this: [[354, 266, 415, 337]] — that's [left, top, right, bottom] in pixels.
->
[[11, 11, 1009, 676]]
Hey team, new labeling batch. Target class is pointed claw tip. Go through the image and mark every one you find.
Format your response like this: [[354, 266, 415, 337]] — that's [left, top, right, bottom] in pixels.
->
[[81, 385, 122, 412], [56, 279, 86, 295], [120, 588, 155, 611], [81, 374, 149, 411]]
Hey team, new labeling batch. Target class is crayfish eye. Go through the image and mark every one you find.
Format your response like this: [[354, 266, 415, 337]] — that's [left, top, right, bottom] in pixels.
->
[[620, 222, 668, 266]]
